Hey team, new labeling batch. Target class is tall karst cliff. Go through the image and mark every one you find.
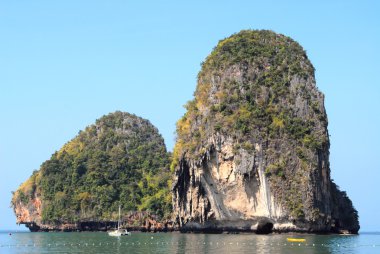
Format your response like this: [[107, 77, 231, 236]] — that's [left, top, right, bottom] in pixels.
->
[[12, 111, 172, 231], [172, 30, 359, 233]]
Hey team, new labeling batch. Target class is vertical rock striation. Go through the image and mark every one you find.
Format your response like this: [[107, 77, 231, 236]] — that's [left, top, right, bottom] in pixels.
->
[[172, 30, 359, 234]]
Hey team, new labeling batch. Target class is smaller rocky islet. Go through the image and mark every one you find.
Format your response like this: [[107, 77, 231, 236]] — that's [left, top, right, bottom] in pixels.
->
[[12, 111, 173, 231], [12, 29, 359, 234]]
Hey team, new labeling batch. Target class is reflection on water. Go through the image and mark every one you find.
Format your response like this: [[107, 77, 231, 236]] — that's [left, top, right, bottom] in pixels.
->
[[0, 231, 378, 254]]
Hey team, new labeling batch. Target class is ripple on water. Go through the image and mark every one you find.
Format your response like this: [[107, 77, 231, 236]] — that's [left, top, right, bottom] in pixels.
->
[[0, 232, 379, 254]]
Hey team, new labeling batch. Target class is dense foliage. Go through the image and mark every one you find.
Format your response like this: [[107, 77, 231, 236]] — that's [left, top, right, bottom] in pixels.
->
[[13, 111, 172, 224], [172, 30, 328, 218]]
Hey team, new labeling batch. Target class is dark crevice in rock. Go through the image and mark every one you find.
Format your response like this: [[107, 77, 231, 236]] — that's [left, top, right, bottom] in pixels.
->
[[256, 221, 274, 234]]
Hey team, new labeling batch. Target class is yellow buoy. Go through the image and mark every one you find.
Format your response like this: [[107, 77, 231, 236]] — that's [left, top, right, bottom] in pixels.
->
[[287, 238, 306, 242]]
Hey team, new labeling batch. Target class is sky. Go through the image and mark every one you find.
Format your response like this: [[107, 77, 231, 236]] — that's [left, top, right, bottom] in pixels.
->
[[0, 0, 379, 232]]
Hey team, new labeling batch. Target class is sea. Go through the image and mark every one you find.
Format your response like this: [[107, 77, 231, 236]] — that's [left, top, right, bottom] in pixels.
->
[[1, 231, 379, 254]]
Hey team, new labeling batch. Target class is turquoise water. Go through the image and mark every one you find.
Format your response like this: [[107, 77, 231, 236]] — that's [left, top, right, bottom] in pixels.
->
[[1, 231, 379, 253]]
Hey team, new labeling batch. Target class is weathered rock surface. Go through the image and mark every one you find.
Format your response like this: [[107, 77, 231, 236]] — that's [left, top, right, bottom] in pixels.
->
[[172, 30, 359, 234]]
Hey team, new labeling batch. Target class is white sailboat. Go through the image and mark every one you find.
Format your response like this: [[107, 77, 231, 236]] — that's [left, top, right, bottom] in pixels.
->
[[108, 205, 130, 236]]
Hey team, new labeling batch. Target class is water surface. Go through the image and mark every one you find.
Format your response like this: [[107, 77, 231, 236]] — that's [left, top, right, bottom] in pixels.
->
[[1, 231, 379, 253]]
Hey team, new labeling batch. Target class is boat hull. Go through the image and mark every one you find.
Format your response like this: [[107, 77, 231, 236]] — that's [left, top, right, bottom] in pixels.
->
[[108, 229, 131, 236]]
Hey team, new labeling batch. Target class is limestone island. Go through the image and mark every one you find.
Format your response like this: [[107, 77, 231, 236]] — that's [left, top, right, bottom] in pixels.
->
[[12, 30, 359, 234]]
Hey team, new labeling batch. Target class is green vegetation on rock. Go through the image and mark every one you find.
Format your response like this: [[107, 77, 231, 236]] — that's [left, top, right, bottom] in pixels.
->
[[173, 30, 327, 164], [172, 30, 335, 221], [12, 111, 172, 224]]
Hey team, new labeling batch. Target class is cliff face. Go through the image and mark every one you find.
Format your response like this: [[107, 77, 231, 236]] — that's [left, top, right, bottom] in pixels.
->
[[12, 111, 173, 231], [172, 30, 359, 233]]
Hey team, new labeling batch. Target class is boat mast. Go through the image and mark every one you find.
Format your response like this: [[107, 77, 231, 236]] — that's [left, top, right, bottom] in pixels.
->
[[118, 205, 121, 230]]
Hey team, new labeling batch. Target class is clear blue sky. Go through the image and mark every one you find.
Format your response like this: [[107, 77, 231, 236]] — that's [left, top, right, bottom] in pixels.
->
[[0, 1, 379, 231]]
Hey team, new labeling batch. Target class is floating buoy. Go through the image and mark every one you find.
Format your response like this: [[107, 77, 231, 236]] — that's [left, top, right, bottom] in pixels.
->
[[287, 238, 306, 243]]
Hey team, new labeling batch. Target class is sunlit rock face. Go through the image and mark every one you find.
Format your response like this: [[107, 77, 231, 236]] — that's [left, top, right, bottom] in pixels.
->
[[172, 30, 359, 234]]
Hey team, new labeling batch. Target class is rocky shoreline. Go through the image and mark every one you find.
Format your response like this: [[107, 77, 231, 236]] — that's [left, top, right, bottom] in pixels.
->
[[18, 211, 177, 233], [23, 221, 356, 234], [23, 221, 177, 233]]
